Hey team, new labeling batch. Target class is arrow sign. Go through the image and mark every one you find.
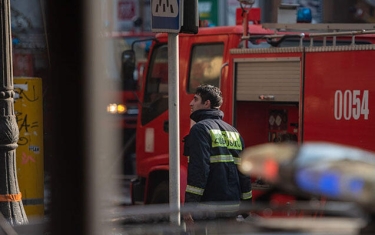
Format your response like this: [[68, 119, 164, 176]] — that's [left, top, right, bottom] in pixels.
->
[[151, 0, 182, 33]]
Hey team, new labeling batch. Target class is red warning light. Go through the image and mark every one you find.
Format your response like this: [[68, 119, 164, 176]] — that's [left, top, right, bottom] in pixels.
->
[[264, 159, 279, 182]]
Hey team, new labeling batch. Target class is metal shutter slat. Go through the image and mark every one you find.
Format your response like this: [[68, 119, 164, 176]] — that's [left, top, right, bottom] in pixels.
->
[[236, 58, 300, 102]]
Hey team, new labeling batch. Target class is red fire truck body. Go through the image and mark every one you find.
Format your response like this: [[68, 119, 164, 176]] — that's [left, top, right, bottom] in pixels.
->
[[130, 11, 375, 206], [230, 32, 375, 200], [232, 36, 375, 149]]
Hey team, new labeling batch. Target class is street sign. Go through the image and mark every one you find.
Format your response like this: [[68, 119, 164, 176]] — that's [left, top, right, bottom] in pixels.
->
[[151, 0, 182, 33]]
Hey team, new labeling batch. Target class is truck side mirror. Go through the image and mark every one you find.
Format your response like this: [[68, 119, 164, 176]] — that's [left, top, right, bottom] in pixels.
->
[[121, 50, 137, 91]]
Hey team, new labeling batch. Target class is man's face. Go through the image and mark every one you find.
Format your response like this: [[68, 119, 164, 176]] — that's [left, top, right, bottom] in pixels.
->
[[190, 94, 210, 113]]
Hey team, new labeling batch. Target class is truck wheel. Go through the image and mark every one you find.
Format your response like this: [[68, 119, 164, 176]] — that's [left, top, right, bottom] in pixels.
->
[[150, 181, 169, 204]]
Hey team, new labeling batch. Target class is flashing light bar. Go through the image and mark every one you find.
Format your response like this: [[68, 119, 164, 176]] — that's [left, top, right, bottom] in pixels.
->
[[239, 142, 375, 210]]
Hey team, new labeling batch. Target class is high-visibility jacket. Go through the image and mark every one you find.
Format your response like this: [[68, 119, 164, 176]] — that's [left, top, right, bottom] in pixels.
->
[[183, 109, 252, 214]]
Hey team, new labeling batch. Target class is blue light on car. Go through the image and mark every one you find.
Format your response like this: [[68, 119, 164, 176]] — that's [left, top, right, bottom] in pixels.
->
[[296, 169, 341, 197], [296, 167, 365, 199], [240, 142, 375, 208], [295, 168, 315, 193], [348, 177, 364, 195], [318, 171, 340, 197]]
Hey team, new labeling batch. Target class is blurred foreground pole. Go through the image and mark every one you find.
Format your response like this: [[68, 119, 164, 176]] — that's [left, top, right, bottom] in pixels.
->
[[47, 0, 115, 234], [46, 0, 87, 234], [0, 0, 28, 225]]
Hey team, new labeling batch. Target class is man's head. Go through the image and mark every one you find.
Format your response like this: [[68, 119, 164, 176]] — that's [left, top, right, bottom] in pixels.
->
[[190, 85, 223, 113]]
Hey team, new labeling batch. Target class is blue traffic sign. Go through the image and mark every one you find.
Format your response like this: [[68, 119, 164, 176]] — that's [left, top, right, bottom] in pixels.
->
[[151, 0, 182, 33]]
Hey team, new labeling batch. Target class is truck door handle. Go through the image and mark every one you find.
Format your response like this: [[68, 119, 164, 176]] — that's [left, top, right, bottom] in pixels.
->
[[163, 120, 169, 133], [259, 95, 275, 100]]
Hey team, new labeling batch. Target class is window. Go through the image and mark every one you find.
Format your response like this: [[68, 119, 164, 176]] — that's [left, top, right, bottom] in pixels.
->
[[188, 43, 224, 93], [141, 44, 169, 125]]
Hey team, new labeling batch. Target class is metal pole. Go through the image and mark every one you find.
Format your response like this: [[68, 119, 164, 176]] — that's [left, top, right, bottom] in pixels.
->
[[168, 33, 180, 225], [218, 0, 227, 26], [0, 0, 27, 225]]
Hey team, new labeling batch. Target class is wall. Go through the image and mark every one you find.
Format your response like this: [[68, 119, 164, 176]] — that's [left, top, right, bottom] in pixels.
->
[[323, 0, 357, 23], [11, 0, 48, 78], [260, 0, 359, 23], [102, 0, 151, 32]]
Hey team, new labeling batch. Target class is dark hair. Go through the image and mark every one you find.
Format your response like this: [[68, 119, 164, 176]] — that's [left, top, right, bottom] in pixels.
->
[[195, 84, 223, 109]]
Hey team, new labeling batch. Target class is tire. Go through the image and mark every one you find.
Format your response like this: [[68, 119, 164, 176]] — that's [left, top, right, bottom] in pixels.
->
[[150, 181, 169, 204]]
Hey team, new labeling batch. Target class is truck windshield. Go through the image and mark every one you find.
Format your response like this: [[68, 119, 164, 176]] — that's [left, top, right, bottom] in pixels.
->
[[188, 43, 224, 93], [141, 43, 225, 125], [141, 44, 169, 125]]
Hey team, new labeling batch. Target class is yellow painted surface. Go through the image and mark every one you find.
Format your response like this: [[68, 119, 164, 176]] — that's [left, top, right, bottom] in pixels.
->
[[14, 77, 44, 217]]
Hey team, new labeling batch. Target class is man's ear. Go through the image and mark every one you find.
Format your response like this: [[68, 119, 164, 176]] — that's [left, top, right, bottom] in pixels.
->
[[204, 100, 211, 108]]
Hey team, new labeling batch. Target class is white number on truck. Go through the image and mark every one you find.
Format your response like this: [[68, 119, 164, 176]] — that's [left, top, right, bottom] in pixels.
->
[[334, 90, 369, 120]]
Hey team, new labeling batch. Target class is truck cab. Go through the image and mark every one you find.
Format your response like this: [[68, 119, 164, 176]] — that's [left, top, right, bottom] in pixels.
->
[[130, 16, 274, 204]]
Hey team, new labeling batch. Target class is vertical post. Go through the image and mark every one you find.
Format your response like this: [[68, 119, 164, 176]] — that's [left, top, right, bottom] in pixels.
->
[[218, 0, 228, 26], [242, 8, 249, 49], [0, 0, 28, 225], [168, 33, 180, 225]]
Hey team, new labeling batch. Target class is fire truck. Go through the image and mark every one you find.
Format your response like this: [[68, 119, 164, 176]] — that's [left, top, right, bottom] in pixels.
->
[[127, 7, 375, 206]]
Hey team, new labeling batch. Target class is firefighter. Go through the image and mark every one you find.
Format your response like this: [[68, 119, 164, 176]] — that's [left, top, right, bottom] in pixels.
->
[[183, 84, 252, 225]]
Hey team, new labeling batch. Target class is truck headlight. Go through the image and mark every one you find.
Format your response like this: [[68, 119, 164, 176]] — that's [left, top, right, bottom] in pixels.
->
[[107, 103, 127, 114]]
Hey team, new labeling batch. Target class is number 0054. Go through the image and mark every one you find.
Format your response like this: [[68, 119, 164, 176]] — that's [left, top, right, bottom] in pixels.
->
[[334, 90, 369, 120]]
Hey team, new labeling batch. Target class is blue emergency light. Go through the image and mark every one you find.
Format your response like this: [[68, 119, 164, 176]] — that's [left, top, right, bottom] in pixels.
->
[[297, 7, 312, 23], [295, 168, 364, 198]]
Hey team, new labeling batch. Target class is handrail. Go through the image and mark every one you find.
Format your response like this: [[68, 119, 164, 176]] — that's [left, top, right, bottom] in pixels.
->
[[262, 23, 375, 31], [247, 29, 375, 47], [308, 30, 375, 46]]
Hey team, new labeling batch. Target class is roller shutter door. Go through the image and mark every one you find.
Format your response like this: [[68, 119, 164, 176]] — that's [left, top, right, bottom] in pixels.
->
[[235, 57, 300, 102]]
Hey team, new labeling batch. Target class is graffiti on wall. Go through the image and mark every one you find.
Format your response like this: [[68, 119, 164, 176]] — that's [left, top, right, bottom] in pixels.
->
[[14, 79, 43, 163], [13, 77, 44, 216]]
